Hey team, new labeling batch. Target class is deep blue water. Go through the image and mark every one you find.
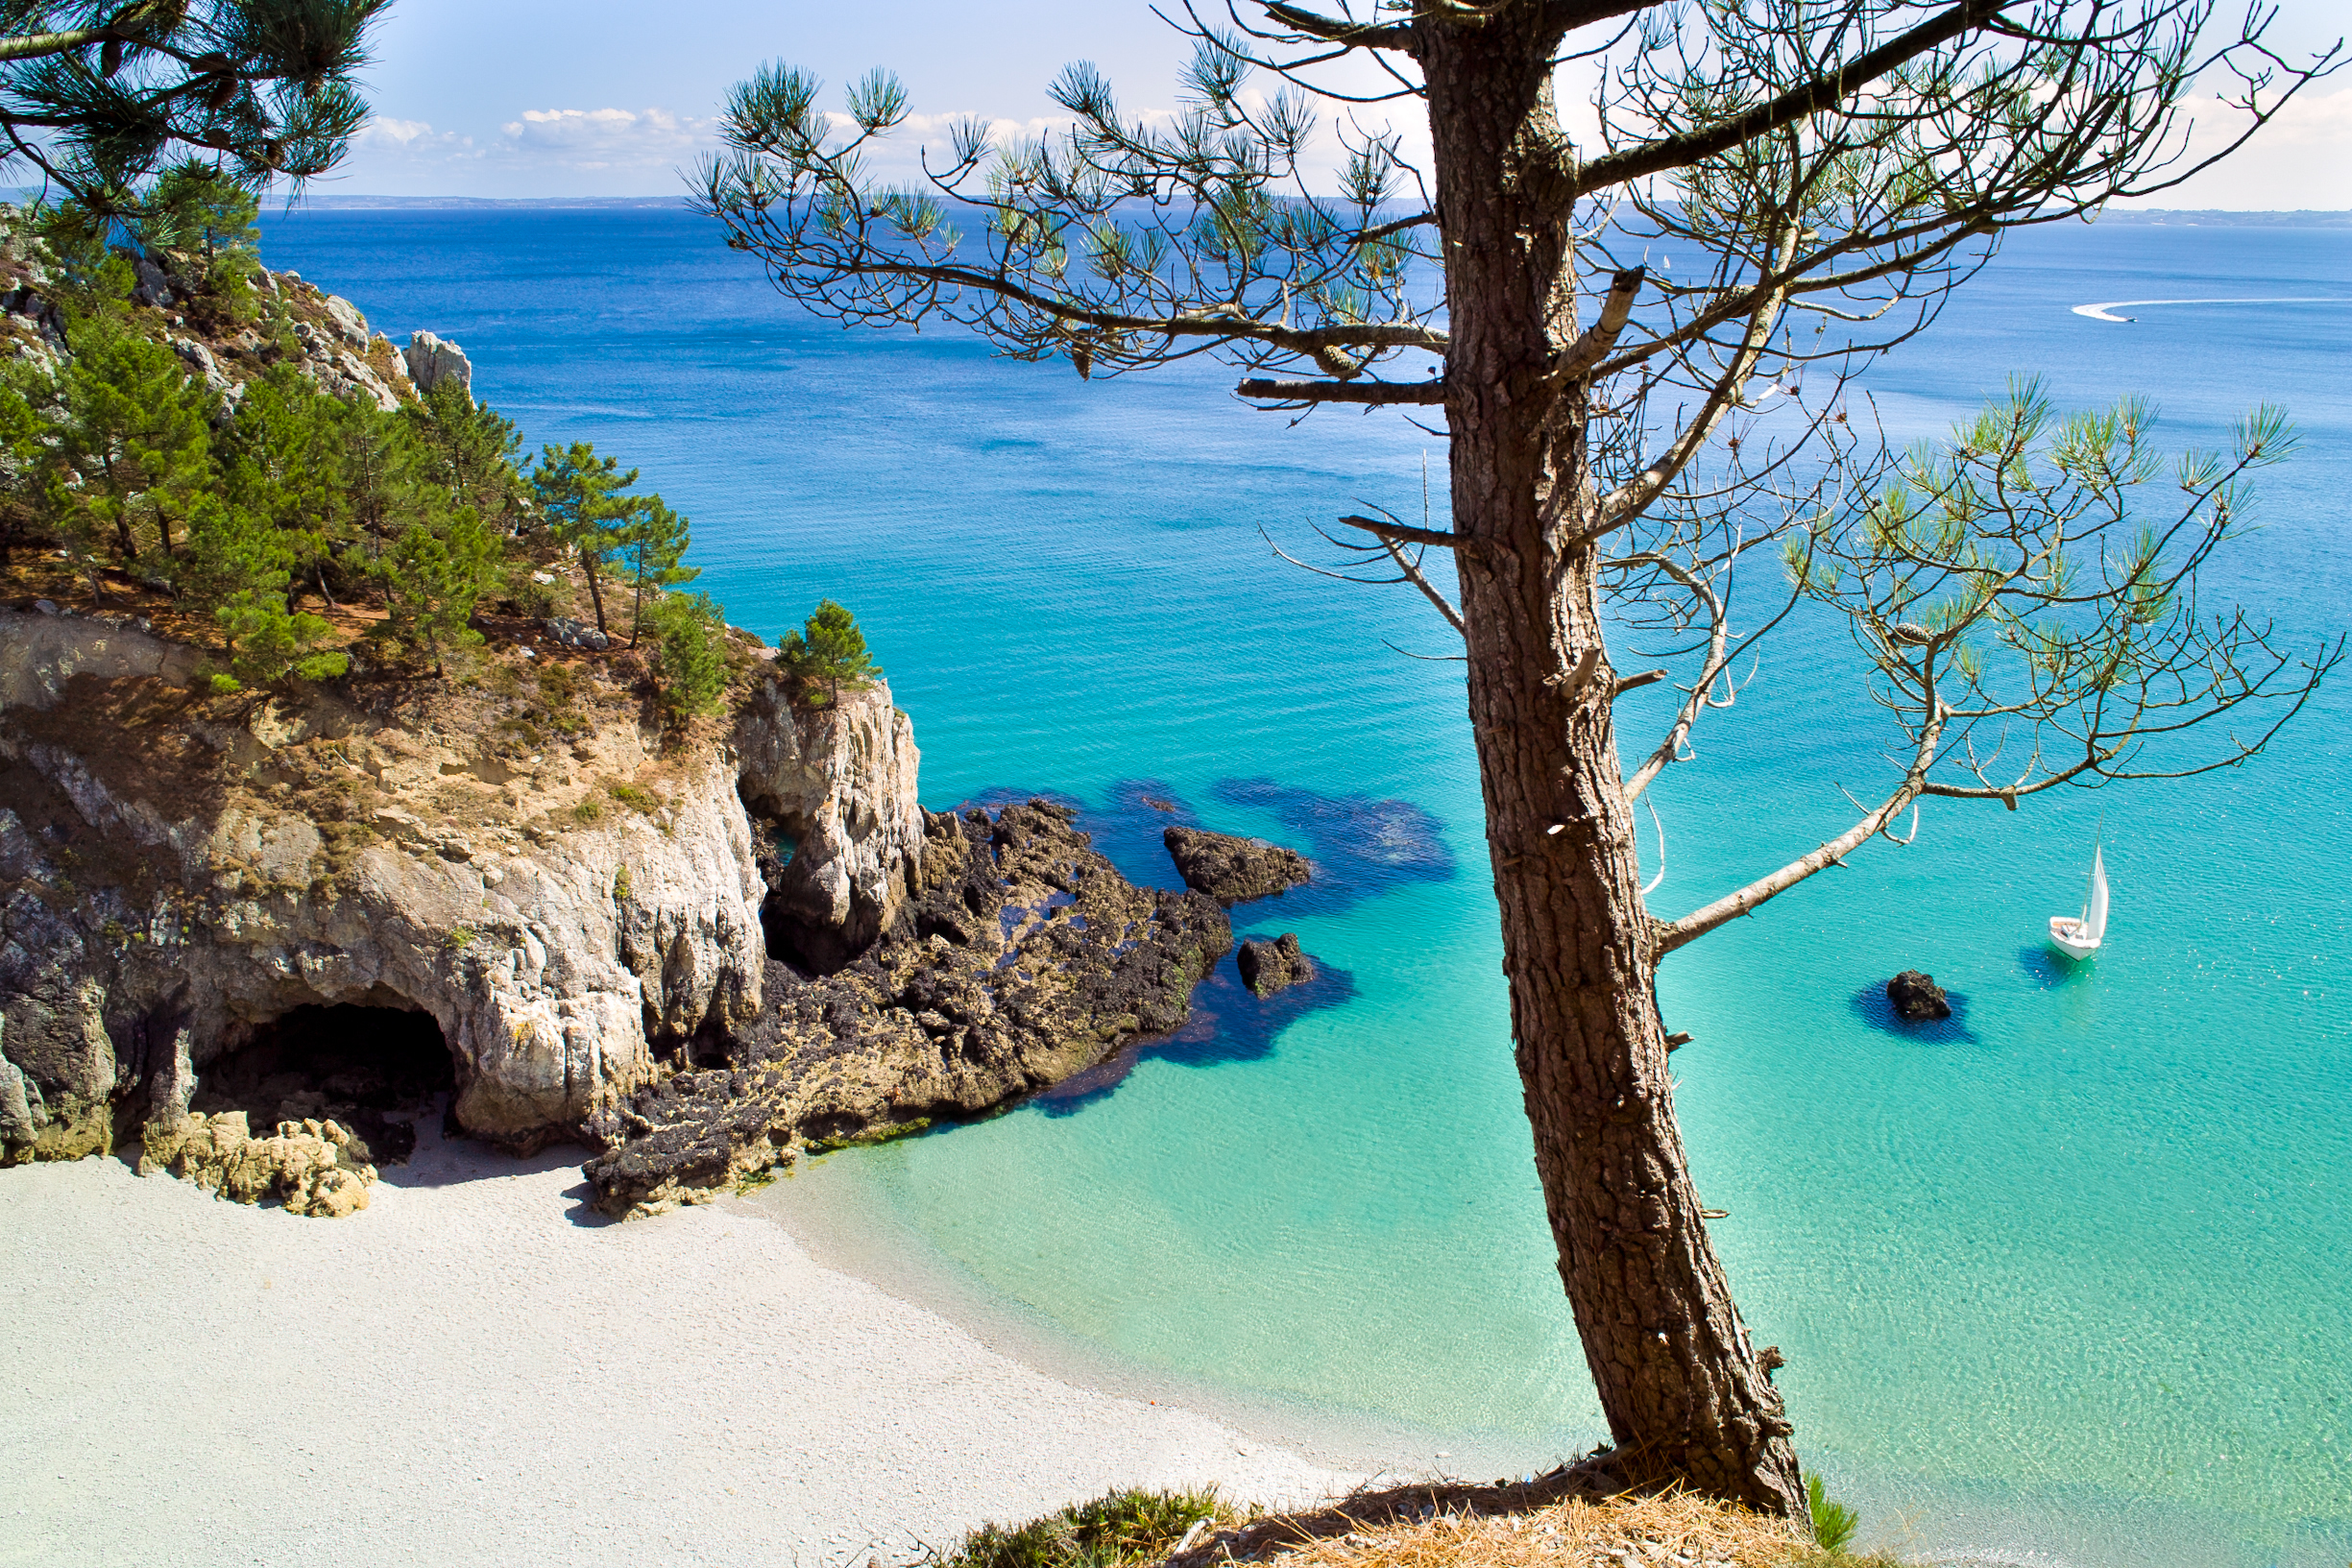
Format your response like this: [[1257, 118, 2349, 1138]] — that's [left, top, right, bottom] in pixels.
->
[[259, 206, 2350, 1567]]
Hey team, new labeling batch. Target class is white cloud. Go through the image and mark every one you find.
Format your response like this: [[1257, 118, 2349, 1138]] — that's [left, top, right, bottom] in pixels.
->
[[2120, 85, 2352, 210], [497, 107, 721, 170], [353, 115, 477, 158]]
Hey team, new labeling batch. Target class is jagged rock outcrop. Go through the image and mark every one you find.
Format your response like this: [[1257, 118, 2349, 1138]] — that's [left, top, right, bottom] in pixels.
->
[[1886, 970, 1952, 1022], [402, 329, 473, 401], [1163, 825, 1312, 905], [141, 1109, 378, 1218], [1237, 932, 1310, 998], [581, 801, 1232, 1218], [0, 208, 416, 416], [0, 608, 925, 1181]]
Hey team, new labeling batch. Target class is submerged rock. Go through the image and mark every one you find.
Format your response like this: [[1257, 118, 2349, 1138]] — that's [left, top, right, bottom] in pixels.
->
[[582, 800, 1232, 1218], [1237, 932, 1309, 998], [1163, 825, 1310, 905], [1886, 970, 1952, 1022]]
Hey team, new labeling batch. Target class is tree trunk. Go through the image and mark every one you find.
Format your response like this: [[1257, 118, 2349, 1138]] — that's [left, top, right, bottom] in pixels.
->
[[1421, 13, 1806, 1520], [582, 551, 608, 636]]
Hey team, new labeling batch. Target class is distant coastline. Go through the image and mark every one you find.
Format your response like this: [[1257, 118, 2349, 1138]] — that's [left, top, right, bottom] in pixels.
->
[[13, 186, 2342, 223]]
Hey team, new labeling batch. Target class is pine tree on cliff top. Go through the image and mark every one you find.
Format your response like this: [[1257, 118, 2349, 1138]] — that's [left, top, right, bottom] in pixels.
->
[[781, 598, 878, 707], [529, 441, 644, 638]]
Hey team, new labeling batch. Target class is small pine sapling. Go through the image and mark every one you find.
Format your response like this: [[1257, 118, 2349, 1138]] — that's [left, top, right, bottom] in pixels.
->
[[648, 591, 731, 724], [780, 598, 880, 707]]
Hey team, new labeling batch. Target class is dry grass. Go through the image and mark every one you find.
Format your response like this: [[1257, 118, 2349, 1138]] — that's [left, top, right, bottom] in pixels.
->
[[1236, 1490, 1879, 1568], [930, 1472, 1912, 1568]]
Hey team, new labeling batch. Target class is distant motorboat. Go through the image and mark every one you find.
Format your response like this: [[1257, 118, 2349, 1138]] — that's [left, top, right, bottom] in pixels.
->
[[2049, 842, 2110, 960]]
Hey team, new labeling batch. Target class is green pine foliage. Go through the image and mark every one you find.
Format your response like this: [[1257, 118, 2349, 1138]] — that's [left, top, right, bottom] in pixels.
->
[[780, 598, 880, 706], [182, 495, 346, 687], [621, 495, 698, 646], [134, 162, 263, 326], [648, 590, 731, 724], [407, 381, 527, 533], [1806, 1474, 1860, 1555], [528, 441, 648, 637], [376, 508, 500, 675], [40, 310, 217, 579], [1, 213, 739, 713]]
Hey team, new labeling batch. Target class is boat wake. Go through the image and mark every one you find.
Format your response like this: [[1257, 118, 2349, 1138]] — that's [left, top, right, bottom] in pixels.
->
[[2072, 295, 2348, 323]]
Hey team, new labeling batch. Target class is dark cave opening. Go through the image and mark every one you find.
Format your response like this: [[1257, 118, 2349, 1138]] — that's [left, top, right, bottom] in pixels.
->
[[190, 1002, 456, 1165], [744, 791, 846, 975]]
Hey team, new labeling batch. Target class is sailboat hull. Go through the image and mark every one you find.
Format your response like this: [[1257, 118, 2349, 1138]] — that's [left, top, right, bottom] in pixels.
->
[[2049, 915, 2101, 960]]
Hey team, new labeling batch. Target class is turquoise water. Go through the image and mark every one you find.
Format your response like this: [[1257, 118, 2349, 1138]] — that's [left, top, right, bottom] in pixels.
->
[[261, 209, 2351, 1565]]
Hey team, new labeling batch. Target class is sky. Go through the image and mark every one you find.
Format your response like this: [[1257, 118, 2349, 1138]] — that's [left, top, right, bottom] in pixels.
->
[[325, 0, 2352, 209]]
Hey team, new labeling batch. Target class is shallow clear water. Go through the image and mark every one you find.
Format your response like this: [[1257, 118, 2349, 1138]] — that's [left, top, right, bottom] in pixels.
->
[[261, 208, 2351, 1565]]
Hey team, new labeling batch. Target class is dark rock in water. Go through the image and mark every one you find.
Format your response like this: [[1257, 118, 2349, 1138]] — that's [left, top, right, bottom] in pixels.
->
[[582, 800, 1233, 1217], [1237, 933, 1310, 998], [1163, 825, 1310, 905], [1886, 970, 1952, 1022]]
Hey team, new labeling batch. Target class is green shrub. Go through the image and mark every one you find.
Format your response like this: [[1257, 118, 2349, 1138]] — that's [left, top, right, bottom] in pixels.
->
[[930, 1487, 1233, 1568], [605, 782, 659, 814]]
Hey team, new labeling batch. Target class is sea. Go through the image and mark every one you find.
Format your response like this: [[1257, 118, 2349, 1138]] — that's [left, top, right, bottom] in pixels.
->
[[258, 203, 2350, 1568]]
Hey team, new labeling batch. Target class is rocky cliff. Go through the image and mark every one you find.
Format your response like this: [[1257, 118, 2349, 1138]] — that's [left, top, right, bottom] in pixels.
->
[[0, 607, 1232, 1218], [0, 607, 926, 1174]]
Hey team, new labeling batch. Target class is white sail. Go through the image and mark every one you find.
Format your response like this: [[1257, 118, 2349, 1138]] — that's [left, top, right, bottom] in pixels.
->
[[2083, 846, 2110, 943]]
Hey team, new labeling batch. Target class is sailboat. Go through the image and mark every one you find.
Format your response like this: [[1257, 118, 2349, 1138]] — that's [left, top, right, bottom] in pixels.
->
[[2049, 840, 2111, 960]]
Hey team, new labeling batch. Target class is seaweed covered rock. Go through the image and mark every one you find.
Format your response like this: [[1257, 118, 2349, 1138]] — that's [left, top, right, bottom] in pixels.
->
[[1237, 932, 1310, 998], [583, 801, 1232, 1218], [1162, 825, 1311, 905]]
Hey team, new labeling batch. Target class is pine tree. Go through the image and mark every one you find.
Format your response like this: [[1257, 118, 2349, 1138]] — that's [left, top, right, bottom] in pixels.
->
[[340, 398, 430, 589], [648, 590, 731, 723], [377, 508, 498, 675], [221, 369, 359, 606], [134, 161, 263, 326], [0, 362, 50, 567], [528, 441, 642, 637], [621, 496, 697, 647], [0, 0, 389, 206], [407, 381, 526, 534], [182, 495, 346, 688], [41, 308, 215, 588], [780, 599, 879, 707]]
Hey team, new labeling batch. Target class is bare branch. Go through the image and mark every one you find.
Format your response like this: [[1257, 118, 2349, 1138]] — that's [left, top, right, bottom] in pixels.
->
[[1238, 376, 1446, 404]]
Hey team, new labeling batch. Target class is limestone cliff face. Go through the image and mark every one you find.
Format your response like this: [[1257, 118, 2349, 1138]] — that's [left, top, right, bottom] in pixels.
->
[[0, 609, 923, 1164]]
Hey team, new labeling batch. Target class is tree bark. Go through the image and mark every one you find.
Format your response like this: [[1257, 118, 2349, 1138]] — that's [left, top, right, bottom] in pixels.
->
[[1422, 12, 1806, 1519], [581, 549, 608, 636]]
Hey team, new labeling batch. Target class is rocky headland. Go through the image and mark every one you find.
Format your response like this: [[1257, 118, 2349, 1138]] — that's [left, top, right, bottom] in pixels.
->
[[0, 218, 1280, 1220], [0, 598, 1250, 1217]]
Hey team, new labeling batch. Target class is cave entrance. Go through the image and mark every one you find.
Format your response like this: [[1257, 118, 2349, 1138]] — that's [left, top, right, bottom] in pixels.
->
[[191, 1002, 455, 1165], [743, 788, 843, 975]]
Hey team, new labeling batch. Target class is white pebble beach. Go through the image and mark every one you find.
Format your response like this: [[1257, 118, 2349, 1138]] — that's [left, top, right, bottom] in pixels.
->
[[0, 1123, 1350, 1568]]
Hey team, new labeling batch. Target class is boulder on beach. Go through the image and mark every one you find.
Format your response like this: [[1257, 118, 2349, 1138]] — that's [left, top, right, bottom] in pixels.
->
[[1238, 932, 1310, 998], [1886, 970, 1952, 1022], [1163, 825, 1310, 905]]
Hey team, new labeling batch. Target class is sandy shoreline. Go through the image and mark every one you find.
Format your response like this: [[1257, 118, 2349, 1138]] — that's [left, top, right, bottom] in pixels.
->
[[0, 1121, 1352, 1568]]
